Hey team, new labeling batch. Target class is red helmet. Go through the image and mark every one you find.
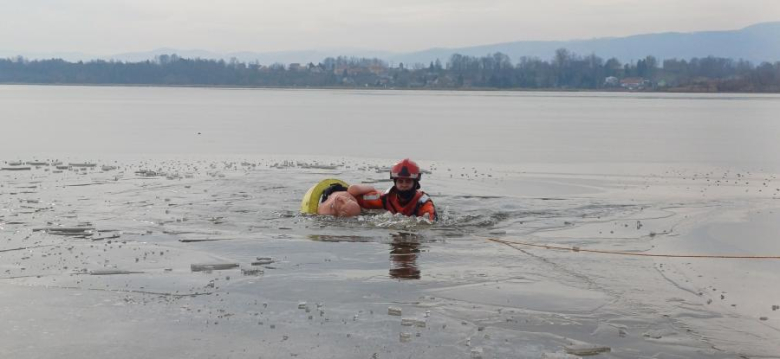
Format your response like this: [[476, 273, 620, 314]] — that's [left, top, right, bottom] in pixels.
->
[[390, 158, 421, 180]]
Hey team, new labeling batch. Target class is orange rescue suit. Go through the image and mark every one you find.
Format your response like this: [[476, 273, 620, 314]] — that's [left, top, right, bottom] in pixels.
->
[[356, 188, 437, 221]]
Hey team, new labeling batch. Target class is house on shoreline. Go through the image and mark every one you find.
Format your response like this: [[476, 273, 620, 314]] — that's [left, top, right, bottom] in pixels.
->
[[620, 77, 650, 90]]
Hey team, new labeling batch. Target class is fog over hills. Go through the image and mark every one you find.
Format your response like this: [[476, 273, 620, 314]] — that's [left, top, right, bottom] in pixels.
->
[[3, 22, 779, 65], [392, 22, 780, 65]]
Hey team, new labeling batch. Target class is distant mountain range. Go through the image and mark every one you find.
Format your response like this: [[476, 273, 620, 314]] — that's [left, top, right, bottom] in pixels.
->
[[391, 22, 780, 65], [3, 22, 779, 65]]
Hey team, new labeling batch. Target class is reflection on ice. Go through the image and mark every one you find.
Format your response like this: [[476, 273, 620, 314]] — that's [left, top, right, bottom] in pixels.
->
[[389, 232, 422, 280]]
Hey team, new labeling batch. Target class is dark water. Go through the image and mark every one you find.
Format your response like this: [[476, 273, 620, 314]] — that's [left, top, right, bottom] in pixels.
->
[[1, 86, 779, 358]]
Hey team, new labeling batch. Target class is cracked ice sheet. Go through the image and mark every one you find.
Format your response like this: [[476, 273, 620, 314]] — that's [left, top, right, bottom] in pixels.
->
[[1, 157, 779, 358], [648, 208, 780, 357]]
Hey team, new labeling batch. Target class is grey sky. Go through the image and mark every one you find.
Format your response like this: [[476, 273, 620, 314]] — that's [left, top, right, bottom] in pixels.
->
[[2, 0, 778, 54]]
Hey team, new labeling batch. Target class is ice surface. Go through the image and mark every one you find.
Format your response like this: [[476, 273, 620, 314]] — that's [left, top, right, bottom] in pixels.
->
[[1, 155, 779, 358]]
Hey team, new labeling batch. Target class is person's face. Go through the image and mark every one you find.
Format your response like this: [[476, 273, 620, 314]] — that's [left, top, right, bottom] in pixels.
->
[[318, 192, 361, 217], [395, 178, 415, 191]]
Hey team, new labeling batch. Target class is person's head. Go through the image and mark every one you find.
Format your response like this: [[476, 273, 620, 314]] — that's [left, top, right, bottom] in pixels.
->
[[318, 191, 361, 217], [390, 158, 421, 194]]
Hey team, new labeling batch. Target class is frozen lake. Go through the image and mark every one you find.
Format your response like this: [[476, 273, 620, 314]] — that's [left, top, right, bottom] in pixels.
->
[[1, 85, 779, 358]]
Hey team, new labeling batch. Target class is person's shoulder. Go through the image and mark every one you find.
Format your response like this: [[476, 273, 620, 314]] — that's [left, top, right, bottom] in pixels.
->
[[417, 190, 434, 202]]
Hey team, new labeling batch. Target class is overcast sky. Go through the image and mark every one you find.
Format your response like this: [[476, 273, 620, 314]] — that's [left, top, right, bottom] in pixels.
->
[[2, 0, 778, 55]]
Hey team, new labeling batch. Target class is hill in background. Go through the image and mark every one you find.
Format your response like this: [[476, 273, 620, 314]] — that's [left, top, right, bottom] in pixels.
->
[[392, 22, 780, 65], [2, 22, 779, 65]]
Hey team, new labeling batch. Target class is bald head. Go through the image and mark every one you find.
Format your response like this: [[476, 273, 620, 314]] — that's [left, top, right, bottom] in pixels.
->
[[318, 192, 361, 217]]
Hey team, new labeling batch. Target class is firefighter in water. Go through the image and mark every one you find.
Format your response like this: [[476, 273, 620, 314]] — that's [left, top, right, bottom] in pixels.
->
[[348, 158, 437, 221]]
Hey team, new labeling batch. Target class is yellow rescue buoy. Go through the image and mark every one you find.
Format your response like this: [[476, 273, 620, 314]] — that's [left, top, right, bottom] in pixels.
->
[[300, 178, 349, 214]]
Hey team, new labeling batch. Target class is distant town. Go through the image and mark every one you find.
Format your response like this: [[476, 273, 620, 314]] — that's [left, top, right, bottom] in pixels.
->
[[1, 49, 779, 92]]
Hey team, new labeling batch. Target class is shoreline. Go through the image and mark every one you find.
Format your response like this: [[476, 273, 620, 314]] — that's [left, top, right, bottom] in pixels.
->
[[2, 82, 779, 94]]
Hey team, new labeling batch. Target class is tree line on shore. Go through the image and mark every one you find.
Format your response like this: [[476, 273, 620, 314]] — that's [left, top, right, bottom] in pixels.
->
[[1, 49, 779, 92]]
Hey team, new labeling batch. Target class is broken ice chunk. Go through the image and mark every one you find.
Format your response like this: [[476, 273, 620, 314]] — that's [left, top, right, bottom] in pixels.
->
[[399, 332, 412, 343]]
